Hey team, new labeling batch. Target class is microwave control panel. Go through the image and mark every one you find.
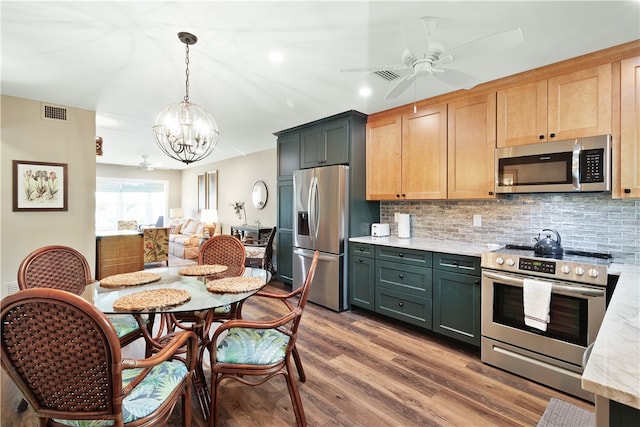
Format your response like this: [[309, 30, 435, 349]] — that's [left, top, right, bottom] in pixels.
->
[[580, 149, 604, 183]]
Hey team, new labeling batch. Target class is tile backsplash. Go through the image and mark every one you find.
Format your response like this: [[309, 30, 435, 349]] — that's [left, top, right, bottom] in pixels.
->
[[380, 193, 640, 265]]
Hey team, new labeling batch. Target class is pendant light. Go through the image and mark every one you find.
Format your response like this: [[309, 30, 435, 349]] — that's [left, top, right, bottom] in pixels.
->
[[153, 32, 219, 165]]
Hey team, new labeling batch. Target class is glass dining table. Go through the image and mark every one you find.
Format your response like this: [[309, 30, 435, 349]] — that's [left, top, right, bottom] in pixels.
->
[[92, 265, 271, 420]]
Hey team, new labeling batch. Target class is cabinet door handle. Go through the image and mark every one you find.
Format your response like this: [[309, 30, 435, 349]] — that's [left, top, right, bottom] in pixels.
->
[[549, 133, 556, 138], [358, 258, 364, 263], [398, 302, 404, 307], [359, 247, 364, 251], [474, 280, 480, 285], [539, 135, 545, 140], [624, 188, 631, 194], [398, 253, 404, 258], [398, 274, 404, 279]]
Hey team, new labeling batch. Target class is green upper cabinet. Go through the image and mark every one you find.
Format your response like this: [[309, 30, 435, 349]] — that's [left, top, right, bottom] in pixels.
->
[[299, 119, 349, 169], [277, 132, 300, 179]]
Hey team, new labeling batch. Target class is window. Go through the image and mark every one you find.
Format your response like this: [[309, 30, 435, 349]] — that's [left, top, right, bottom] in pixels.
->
[[96, 178, 168, 231]]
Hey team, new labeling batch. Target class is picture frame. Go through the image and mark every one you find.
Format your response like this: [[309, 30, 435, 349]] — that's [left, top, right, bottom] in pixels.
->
[[206, 170, 218, 213], [197, 173, 206, 214], [13, 160, 68, 211]]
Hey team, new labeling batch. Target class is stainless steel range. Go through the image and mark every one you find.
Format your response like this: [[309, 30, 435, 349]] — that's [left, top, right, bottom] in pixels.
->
[[481, 244, 613, 402]]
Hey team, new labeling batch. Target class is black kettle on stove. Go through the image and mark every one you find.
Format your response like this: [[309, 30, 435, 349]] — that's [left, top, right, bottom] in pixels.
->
[[534, 229, 564, 257]]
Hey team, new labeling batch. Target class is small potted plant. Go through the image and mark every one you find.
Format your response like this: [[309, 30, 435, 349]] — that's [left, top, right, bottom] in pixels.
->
[[231, 201, 247, 225]]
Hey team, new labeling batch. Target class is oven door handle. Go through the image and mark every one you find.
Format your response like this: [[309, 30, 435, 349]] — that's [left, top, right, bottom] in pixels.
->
[[482, 271, 605, 297]]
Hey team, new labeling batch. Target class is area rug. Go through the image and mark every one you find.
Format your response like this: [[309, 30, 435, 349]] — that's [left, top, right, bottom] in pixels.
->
[[537, 397, 595, 427]]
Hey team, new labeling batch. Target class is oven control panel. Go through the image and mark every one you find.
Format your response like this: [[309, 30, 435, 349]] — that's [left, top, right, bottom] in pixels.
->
[[519, 258, 556, 274], [481, 251, 608, 286]]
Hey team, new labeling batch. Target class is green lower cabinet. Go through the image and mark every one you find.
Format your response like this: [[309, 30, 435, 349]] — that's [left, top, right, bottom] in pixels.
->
[[349, 253, 375, 309], [432, 270, 481, 346], [276, 230, 293, 284], [610, 399, 640, 426], [375, 286, 432, 329]]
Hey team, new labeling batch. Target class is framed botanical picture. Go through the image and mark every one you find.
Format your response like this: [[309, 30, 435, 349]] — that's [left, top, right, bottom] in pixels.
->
[[197, 173, 206, 214], [13, 160, 68, 211], [207, 170, 218, 212]]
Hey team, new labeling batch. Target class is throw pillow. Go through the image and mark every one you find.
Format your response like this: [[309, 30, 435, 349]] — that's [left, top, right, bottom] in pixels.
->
[[181, 220, 199, 235]]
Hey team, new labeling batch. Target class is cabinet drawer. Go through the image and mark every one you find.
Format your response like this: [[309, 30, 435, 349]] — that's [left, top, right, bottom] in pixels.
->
[[376, 246, 432, 268], [433, 252, 481, 275], [376, 260, 432, 297], [375, 286, 432, 329], [350, 242, 374, 258]]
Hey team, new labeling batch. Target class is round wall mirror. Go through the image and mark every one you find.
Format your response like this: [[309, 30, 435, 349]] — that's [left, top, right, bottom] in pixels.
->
[[251, 180, 268, 210]]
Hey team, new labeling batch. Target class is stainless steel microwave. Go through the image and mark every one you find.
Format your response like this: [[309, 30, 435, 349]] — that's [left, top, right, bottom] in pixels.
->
[[495, 135, 611, 194]]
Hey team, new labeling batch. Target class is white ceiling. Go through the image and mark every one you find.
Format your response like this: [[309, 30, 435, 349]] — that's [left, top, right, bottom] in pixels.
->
[[2, 1, 639, 170]]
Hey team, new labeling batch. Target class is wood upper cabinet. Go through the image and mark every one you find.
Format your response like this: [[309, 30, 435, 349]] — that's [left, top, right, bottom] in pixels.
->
[[497, 64, 612, 146], [402, 105, 448, 199], [447, 93, 497, 199], [620, 56, 640, 198], [366, 105, 447, 200], [366, 114, 402, 200]]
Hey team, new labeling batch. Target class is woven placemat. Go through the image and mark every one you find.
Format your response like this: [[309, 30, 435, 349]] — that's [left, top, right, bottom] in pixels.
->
[[178, 264, 228, 276], [100, 271, 161, 288], [113, 288, 191, 311], [205, 276, 265, 293]]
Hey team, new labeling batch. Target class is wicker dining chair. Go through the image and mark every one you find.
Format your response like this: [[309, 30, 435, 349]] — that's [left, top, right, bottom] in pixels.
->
[[17, 245, 148, 349], [208, 250, 319, 427], [1, 287, 197, 427], [166, 234, 247, 342]]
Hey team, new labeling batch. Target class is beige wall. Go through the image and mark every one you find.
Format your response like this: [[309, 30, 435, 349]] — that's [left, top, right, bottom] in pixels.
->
[[96, 163, 183, 226], [180, 148, 277, 234], [1, 95, 96, 298]]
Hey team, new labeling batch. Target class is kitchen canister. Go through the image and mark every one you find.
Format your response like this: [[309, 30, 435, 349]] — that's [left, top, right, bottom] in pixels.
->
[[397, 214, 410, 238]]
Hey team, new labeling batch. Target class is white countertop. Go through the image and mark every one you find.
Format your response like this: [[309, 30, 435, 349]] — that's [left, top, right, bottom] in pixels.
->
[[348, 235, 498, 257], [582, 262, 640, 409]]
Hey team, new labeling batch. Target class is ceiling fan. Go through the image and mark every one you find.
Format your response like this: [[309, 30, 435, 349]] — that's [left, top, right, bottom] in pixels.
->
[[139, 155, 157, 171], [342, 16, 524, 100]]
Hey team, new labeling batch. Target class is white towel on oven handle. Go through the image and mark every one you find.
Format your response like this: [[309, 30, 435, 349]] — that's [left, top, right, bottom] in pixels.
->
[[523, 278, 552, 331]]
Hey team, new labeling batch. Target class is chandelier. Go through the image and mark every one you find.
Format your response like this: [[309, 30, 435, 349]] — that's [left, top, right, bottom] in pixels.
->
[[153, 32, 219, 165]]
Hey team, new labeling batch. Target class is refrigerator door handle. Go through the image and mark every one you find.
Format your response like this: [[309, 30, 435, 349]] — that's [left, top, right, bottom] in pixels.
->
[[293, 247, 337, 262], [309, 176, 319, 241]]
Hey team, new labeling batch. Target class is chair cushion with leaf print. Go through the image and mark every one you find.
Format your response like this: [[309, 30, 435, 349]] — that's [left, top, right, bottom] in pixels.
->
[[54, 361, 188, 427], [216, 327, 289, 365], [107, 314, 140, 338]]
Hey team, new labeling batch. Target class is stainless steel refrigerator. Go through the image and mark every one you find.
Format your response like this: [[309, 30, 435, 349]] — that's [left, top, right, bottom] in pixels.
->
[[293, 165, 348, 311]]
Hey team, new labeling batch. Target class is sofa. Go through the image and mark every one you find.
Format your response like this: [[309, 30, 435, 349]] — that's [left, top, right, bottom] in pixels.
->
[[169, 218, 221, 259]]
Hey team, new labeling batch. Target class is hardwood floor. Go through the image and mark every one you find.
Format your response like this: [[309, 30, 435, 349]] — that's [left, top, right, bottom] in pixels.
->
[[1, 281, 594, 427]]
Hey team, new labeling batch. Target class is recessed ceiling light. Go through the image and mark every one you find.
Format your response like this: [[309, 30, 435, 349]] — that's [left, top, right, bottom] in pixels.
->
[[269, 51, 283, 63], [359, 86, 372, 98]]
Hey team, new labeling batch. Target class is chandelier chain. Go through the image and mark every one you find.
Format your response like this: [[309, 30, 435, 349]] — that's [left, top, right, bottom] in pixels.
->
[[184, 43, 190, 102]]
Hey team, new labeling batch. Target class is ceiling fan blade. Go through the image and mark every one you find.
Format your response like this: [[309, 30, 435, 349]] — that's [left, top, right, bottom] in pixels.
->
[[433, 68, 481, 90], [384, 73, 417, 100], [438, 27, 523, 64], [340, 64, 411, 73], [400, 16, 436, 58]]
